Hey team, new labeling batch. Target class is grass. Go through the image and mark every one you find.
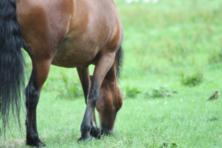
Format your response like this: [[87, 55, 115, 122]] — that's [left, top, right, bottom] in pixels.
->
[[1, 0, 222, 147]]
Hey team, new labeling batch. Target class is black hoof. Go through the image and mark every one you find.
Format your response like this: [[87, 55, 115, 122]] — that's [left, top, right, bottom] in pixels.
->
[[78, 133, 92, 142], [90, 127, 101, 139], [26, 138, 45, 147]]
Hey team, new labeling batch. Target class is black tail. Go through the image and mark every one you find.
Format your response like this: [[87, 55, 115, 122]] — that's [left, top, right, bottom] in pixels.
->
[[0, 0, 25, 131], [115, 46, 123, 77]]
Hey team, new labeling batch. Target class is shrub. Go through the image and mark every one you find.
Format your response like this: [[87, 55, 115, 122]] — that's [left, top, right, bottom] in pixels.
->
[[125, 86, 141, 98], [145, 86, 177, 99], [208, 50, 222, 64], [180, 71, 203, 87]]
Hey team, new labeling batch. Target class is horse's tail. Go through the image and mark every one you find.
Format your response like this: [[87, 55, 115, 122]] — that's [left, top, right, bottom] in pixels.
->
[[0, 0, 25, 131], [115, 46, 123, 77]]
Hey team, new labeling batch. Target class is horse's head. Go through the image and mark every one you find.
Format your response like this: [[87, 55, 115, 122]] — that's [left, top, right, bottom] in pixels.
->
[[95, 77, 122, 134]]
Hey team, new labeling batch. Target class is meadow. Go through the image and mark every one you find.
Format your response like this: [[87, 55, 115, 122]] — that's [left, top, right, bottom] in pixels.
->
[[1, 0, 222, 147]]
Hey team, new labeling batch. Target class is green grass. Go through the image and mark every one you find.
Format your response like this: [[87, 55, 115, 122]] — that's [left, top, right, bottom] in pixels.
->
[[1, 0, 222, 147]]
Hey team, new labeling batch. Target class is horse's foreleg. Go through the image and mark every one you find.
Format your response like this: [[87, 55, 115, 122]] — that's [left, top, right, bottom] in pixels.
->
[[77, 67, 90, 104], [77, 67, 101, 138], [25, 59, 51, 147], [79, 52, 115, 141]]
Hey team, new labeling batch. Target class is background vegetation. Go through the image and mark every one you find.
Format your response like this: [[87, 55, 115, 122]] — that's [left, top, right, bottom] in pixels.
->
[[1, 0, 222, 147]]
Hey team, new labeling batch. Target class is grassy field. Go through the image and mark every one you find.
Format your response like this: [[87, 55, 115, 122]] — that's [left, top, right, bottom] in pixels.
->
[[1, 0, 222, 147]]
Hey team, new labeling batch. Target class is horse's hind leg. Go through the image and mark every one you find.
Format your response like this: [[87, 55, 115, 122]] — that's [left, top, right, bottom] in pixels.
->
[[25, 59, 51, 147], [96, 64, 122, 135]]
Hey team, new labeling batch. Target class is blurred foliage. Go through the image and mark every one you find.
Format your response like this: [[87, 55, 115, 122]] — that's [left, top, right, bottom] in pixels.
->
[[208, 49, 222, 64], [180, 71, 204, 87], [145, 86, 177, 98], [60, 72, 82, 99], [124, 86, 141, 98]]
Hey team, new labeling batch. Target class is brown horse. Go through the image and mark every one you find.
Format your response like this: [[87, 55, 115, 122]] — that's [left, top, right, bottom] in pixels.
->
[[0, 0, 123, 147]]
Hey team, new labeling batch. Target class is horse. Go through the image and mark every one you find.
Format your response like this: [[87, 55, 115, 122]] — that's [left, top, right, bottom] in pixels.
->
[[0, 0, 123, 147]]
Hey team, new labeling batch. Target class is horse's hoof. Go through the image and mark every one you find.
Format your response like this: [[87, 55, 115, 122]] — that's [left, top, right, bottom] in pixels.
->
[[90, 127, 101, 139], [78, 133, 92, 142], [26, 138, 45, 147]]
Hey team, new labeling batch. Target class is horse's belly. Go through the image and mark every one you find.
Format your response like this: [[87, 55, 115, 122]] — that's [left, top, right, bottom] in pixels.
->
[[52, 38, 99, 67], [52, 51, 97, 67]]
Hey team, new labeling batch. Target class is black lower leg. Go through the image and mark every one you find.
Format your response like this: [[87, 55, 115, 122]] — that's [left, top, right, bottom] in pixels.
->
[[90, 110, 101, 139], [25, 73, 45, 147], [79, 80, 100, 140], [90, 126, 101, 138]]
